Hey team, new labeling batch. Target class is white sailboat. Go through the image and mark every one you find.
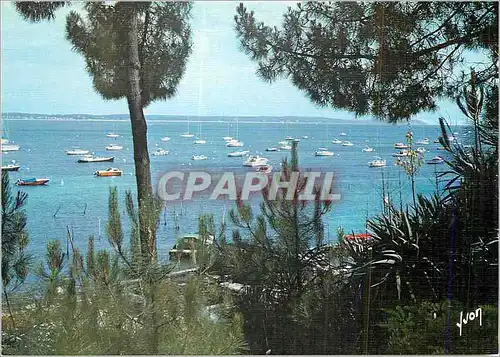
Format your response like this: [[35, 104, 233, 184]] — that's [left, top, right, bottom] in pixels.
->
[[181, 117, 194, 138], [223, 122, 233, 141], [160, 136, 171, 141], [226, 118, 243, 147], [194, 121, 206, 144]]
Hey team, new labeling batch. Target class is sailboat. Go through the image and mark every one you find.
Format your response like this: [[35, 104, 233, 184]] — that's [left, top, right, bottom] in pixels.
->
[[223, 122, 233, 141], [106, 122, 120, 138], [226, 118, 243, 147], [194, 121, 206, 144], [181, 117, 194, 138]]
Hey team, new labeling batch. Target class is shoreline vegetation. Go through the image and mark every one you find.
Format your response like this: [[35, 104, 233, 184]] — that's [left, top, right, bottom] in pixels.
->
[[2, 1, 498, 355]]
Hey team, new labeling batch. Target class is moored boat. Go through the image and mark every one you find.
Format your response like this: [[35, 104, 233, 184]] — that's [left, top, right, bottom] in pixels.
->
[[106, 144, 123, 151], [153, 149, 169, 156], [362, 145, 374, 152], [160, 136, 171, 141], [368, 157, 386, 167], [1, 144, 20, 152], [342, 141, 354, 146], [66, 148, 90, 155], [106, 133, 120, 138], [279, 144, 292, 150], [392, 150, 409, 157], [181, 133, 195, 138], [226, 139, 244, 147], [94, 168, 122, 177], [77, 155, 114, 163], [256, 164, 273, 174], [228, 150, 249, 157], [243, 155, 268, 167], [332, 139, 342, 144], [426, 156, 444, 164], [2, 164, 20, 172], [339, 132, 347, 136], [194, 139, 207, 144], [315, 150, 334, 157], [394, 142, 408, 149], [416, 138, 430, 145], [16, 178, 49, 186], [266, 147, 279, 152], [192, 155, 208, 161]]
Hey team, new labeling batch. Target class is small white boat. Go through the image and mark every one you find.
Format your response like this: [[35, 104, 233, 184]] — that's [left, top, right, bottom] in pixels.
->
[[181, 133, 195, 138], [1, 164, 20, 172], [192, 155, 208, 161], [369, 157, 386, 167], [332, 139, 342, 144], [278, 140, 289, 145], [318, 147, 328, 151], [339, 132, 347, 136], [153, 149, 169, 156], [434, 139, 440, 143], [223, 136, 233, 142], [302, 136, 308, 139], [285, 136, 294, 140], [66, 148, 90, 155], [106, 144, 123, 151], [416, 147, 426, 154], [416, 138, 430, 145], [243, 155, 269, 167], [256, 164, 273, 174], [315, 150, 334, 157], [1, 144, 20, 152], [394, 142, 408, 149], [228, 150, 249, 157], [77, 155, 114, 163], [266, 147, 279, 152], [279, 144, 292, 150], [427, 156, 444, 164], [226, 139, 244, 147], [392, 150, 409, 157], [106, 133, 120, 138], [160, 136, 171, 141], [292, 138, 301, 143], [362, 146, 374, 152], [194, 139, 207, 144], [436, 146, 447, 151], [342, 141, 354, 146]]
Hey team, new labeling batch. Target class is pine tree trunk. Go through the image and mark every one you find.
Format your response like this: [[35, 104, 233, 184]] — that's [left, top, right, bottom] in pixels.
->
[[125, 3, 157, 263]]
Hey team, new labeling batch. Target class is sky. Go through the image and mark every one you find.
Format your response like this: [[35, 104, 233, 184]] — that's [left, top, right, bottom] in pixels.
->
[[0, 1, 476, 124]]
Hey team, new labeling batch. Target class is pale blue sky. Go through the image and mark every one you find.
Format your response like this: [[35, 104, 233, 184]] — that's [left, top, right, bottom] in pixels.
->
[[1, 1, 474, 124]]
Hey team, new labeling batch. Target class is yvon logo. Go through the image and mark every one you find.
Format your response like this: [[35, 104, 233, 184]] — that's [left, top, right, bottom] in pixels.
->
[[456, 307, 482, 336]]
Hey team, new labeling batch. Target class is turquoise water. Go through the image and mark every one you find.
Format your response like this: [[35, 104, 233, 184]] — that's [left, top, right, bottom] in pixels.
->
[[2, 118, 462, 260]]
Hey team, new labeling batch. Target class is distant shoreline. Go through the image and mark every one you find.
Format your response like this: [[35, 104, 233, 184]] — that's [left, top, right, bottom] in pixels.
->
[[2, 114, 434, 126]]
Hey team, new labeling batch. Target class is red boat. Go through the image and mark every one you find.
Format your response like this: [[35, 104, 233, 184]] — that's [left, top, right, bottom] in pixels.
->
[[16, 178, 49, 186]]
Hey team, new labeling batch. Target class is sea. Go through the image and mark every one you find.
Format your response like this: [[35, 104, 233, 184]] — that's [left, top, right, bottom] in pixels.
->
[[2, 116, 467, 263]]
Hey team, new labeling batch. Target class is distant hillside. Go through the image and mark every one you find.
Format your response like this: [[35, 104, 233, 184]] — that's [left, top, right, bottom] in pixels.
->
[[2, 112, 429, 125]]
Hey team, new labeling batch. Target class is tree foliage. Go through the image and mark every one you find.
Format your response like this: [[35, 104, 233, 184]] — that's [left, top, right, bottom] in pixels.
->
[[234, 2, 498, 122], [1, 172, 31, 293], [65, 2, 192, 107]]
